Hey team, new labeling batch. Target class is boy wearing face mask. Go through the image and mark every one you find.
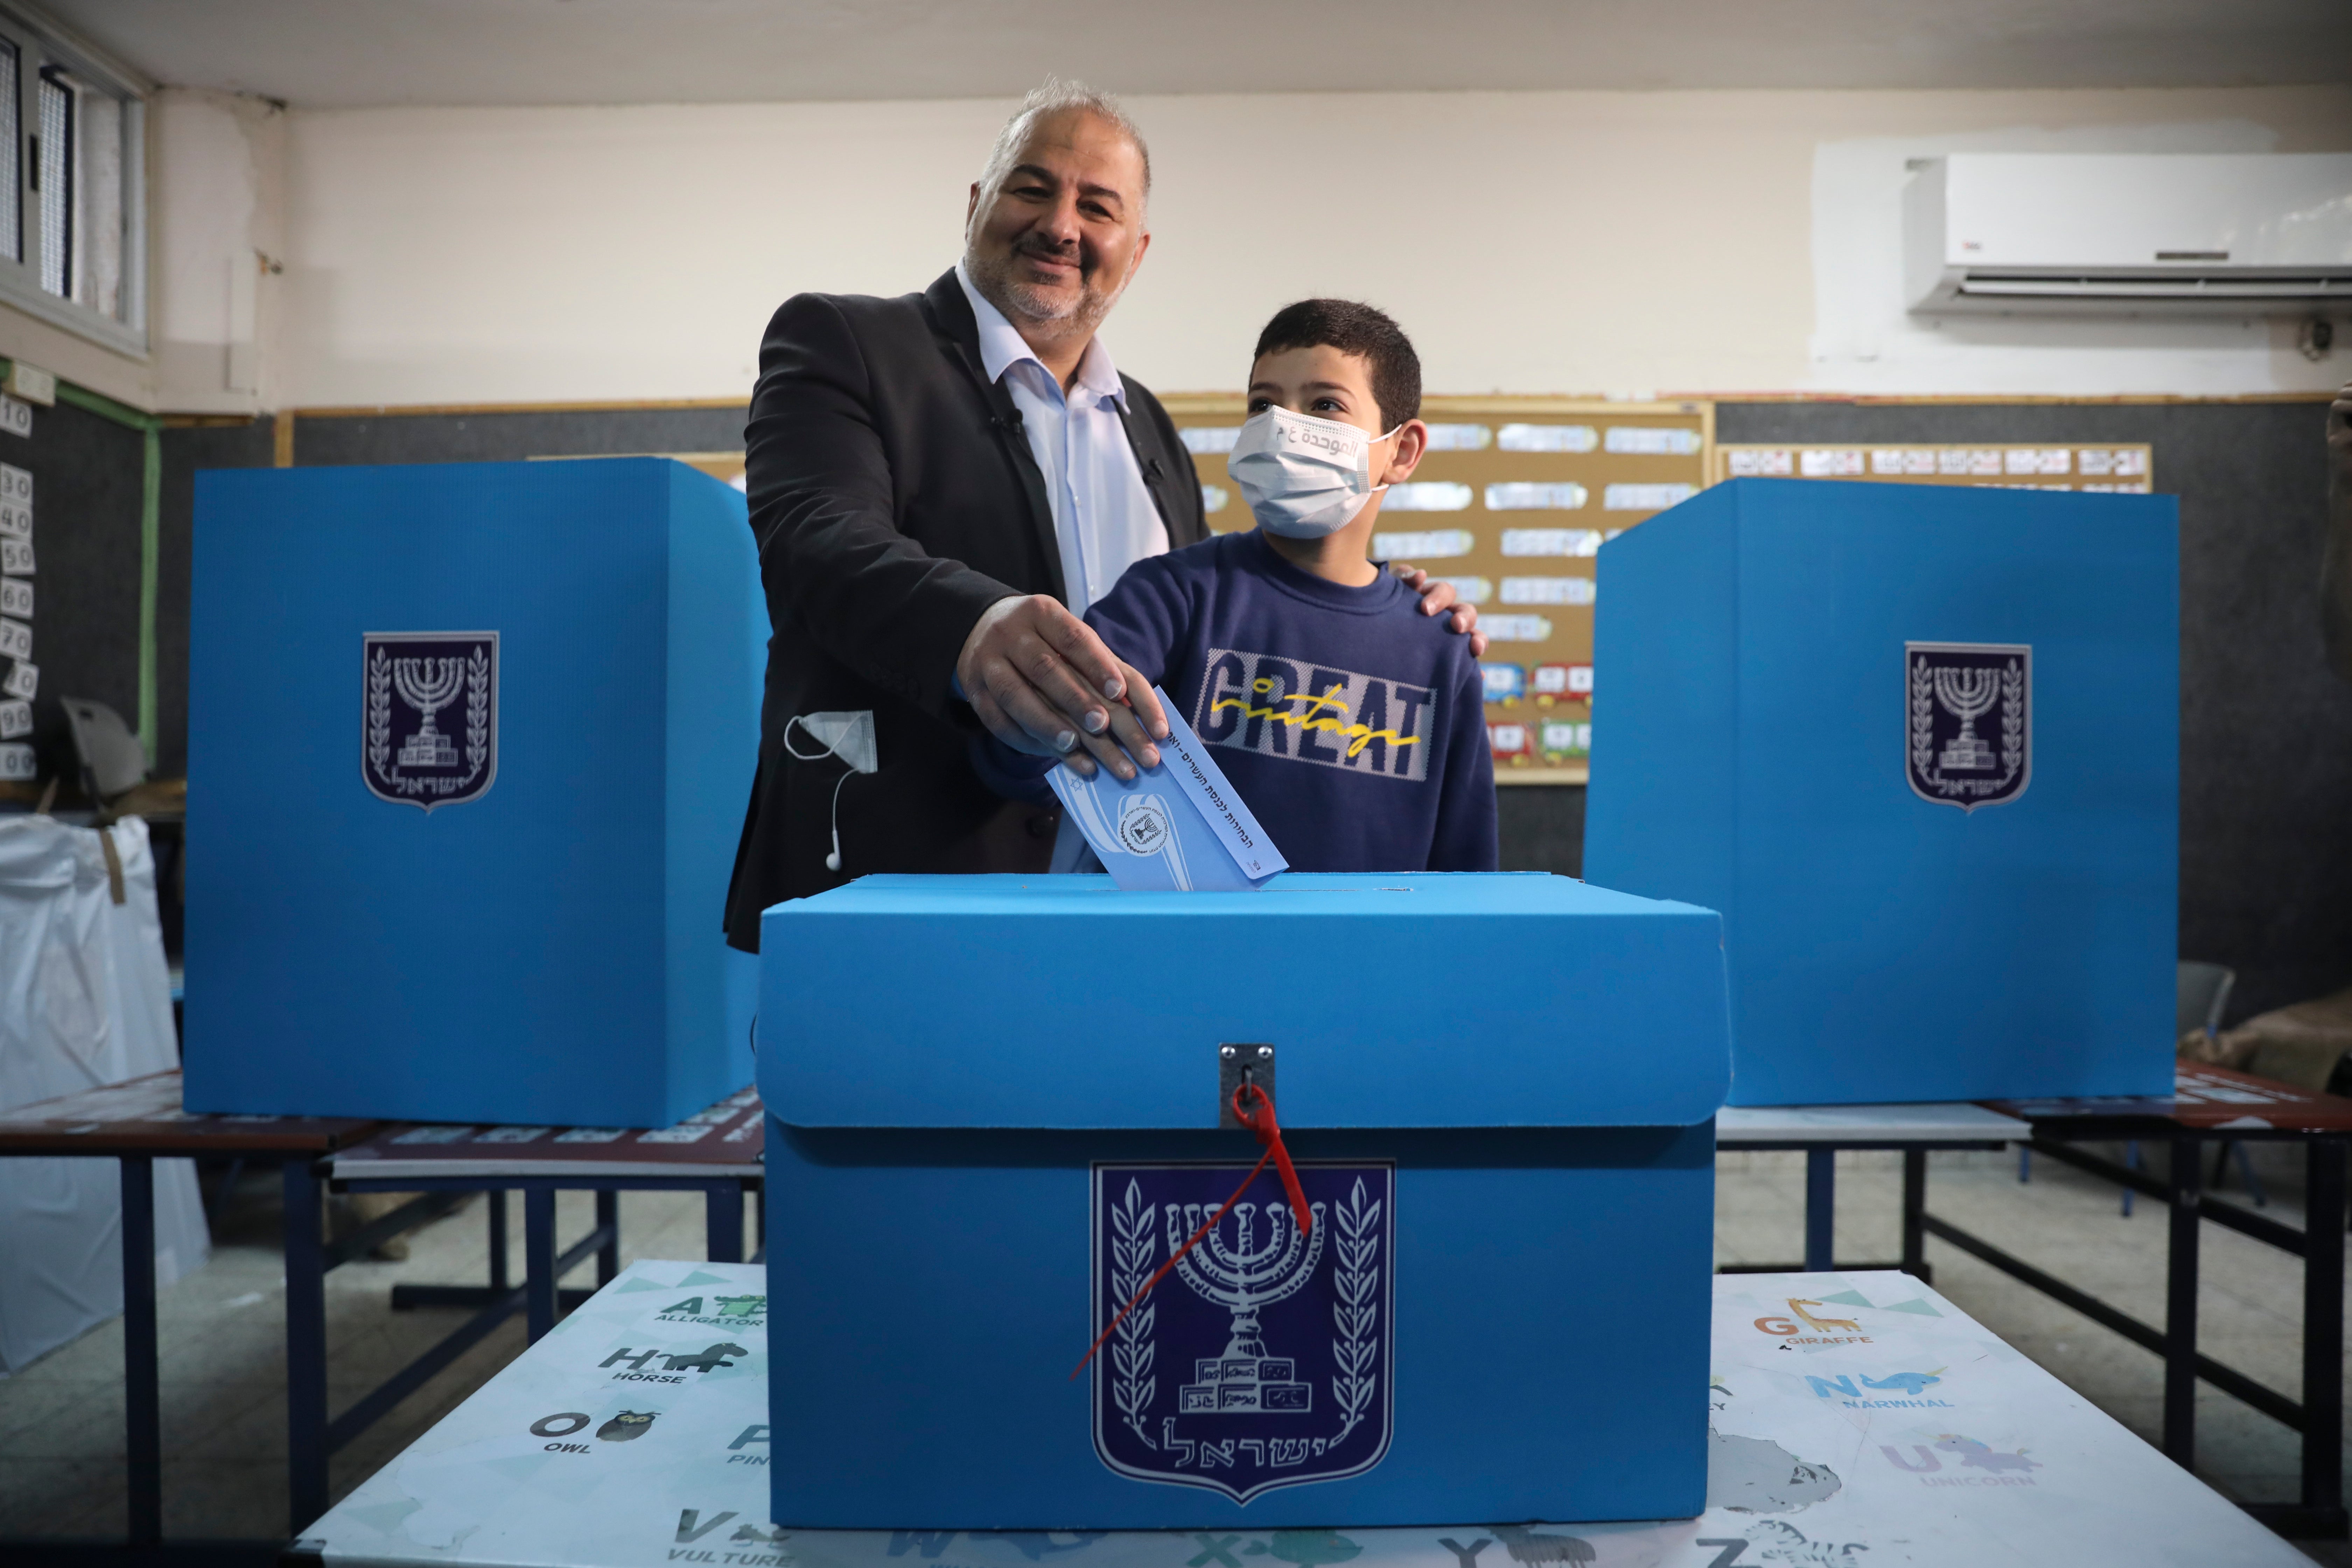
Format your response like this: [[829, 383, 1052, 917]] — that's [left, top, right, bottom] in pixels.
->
[[987, 299, 1497, 873]]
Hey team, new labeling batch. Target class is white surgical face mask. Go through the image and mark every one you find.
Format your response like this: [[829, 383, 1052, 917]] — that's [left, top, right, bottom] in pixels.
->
[[1226, 405, 1401, 539]]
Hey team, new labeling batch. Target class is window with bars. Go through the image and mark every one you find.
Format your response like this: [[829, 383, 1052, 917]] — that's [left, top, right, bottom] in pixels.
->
[[0, 9, 142, 353]]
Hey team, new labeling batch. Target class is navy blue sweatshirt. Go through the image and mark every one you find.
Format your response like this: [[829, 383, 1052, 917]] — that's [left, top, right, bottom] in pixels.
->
[[993, 529, 1498, 873]]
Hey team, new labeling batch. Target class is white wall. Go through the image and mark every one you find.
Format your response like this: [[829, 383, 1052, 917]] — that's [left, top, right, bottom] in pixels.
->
[[152, 89, 288, 414], [274, 84, 2352, 411], [14, 82, 2351, 413], [0, 87, 287, 413]]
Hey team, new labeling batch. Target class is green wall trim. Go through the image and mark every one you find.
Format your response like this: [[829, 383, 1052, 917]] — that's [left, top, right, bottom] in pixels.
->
[[54, 379, 161, 434], [1, 359, 168, 760], [137, 422, 160, 758]]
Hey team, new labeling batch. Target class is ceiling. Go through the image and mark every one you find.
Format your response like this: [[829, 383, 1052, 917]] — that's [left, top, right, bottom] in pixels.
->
[[33, 0, 2352, 108]]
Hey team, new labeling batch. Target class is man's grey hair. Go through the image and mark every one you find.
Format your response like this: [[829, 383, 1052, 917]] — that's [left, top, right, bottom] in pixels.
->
[[973, 77, 1151, 214]]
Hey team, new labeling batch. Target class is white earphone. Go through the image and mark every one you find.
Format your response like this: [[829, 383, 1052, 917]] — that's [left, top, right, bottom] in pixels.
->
[[783, 712, 878, 876]]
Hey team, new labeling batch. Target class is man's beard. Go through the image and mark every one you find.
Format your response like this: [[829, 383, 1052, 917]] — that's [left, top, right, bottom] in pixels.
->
[[965, 239, 1127, 342]]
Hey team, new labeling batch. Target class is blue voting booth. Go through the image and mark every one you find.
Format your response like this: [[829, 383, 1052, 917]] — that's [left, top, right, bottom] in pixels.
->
[[184, 459, 762, 1127], [758, 872, 1730, 1527], [1585, 478, 2177, 1107]]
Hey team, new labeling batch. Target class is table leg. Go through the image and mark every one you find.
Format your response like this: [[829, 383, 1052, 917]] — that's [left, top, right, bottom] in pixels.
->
[[488, 1189, 509, 1293], [1901, 1149, 1927, 1279], [2303, 1138, 2346, 1518], [283, 1159, 330, 1533], [597, 1189, 620, 1284], [1804, 1148, 1835, 1272], [707, 1181, 745, 1264], [2164, 1135, 2203, 1464], [524, 1187, 557, 1342], [119, 1154, 161, 1547]]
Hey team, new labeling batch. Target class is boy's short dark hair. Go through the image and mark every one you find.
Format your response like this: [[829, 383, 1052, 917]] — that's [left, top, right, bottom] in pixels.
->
[[1252, 300, 1421, 432]]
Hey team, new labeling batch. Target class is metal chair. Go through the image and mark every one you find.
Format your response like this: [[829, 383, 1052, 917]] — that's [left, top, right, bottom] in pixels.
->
[[2021, 961, 2250, 1211], [2138, 961, 2258, 1212], [60, 696, 182, 824]]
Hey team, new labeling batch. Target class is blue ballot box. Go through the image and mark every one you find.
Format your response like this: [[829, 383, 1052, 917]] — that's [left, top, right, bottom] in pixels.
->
[[183, 459, 762, 1127], [1584, 478, 2177, 1106], [758, 872, 1731, 1527]]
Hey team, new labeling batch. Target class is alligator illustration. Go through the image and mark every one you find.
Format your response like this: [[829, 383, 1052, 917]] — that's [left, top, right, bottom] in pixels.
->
[[662, 1342, 749, 1374]]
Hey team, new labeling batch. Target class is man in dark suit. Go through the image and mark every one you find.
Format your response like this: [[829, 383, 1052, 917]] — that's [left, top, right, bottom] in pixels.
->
[[726, 80, 1476, 950]]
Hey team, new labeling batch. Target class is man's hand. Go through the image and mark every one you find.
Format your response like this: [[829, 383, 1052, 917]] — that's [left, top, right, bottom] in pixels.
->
[[958, 596, 1170, 780], [1392, 565, 1487, 658]]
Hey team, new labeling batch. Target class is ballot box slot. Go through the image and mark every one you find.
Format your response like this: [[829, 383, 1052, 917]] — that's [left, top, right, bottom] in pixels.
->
[[1218, 1042, 1274, 1128]]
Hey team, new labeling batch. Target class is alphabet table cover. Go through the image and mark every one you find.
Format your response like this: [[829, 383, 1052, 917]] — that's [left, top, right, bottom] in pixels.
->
[[292, 1262, 2302, 1567]]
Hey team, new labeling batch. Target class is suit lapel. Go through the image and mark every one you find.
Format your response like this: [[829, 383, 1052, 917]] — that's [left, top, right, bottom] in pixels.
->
[[1113, 386, 1203, 549], [923, 271, 1066, 604]]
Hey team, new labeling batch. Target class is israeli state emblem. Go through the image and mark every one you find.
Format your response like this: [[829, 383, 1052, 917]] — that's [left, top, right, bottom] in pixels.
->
[[1906, 641, 2029, 812], [363, 631, 498, 811], [1090, 1161, 1394, 1503]]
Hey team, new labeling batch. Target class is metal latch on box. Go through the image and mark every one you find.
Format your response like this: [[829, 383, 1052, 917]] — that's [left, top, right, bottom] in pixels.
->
[[1219, 1043, 1274, 1128]]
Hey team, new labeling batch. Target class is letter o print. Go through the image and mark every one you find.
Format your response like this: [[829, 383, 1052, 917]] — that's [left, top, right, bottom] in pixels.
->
[[530, 1412, 592, 1437]]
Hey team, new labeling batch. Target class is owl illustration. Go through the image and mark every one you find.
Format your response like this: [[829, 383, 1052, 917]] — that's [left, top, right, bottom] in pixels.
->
[[597, 1410, 657, 1442]]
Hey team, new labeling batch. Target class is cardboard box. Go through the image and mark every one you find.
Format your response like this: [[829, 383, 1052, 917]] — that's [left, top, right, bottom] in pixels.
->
[[1584, 478, 2177, 1106], [758, 872, 1729, 1526], [184, 459, 762, 1126]]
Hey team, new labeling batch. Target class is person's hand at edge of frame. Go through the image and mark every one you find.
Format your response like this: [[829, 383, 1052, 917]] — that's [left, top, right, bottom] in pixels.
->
[[957, 595, 1170, 780], [1391, 564, 1488, 658]]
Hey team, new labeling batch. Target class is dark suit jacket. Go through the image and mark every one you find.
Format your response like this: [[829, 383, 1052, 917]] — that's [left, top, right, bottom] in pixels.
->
[[724, 270, 1209, 950]]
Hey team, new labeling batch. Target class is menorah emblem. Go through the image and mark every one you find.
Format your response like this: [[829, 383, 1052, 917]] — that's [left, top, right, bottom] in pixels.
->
[[1168, 1198, 1325, 1414], [1093, 1162, 1393, 1504], [393, 656, 465, 768], [1906, 642, 2031, 813], [363, 631, 500, 812], [1931, 666, 1998, 772]]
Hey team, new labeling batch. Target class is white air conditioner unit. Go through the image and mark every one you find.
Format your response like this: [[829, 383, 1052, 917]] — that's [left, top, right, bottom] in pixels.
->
[[1906, 153, 2352, 315]]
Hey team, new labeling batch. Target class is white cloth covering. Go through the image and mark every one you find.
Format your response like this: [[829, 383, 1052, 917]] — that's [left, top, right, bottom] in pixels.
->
[[0, 814, 209, 1374]]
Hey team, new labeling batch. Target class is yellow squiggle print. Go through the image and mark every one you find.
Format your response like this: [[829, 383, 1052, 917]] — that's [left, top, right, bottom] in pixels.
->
[[1212, 687, 1422, 761]]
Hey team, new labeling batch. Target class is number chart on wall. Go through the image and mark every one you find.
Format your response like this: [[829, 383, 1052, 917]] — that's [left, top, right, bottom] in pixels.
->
[[1714, 442, 2153, 493], [1165, 396, 1714, 786]]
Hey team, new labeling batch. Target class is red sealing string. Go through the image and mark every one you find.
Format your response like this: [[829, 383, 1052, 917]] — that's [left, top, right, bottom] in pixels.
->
[[1071, 1081, 1310, 1381]]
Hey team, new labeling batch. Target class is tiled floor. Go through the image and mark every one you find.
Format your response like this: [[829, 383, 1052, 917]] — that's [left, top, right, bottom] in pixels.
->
[[0, 1171, 735, 1544], [0, 1147, 2343, 1560]]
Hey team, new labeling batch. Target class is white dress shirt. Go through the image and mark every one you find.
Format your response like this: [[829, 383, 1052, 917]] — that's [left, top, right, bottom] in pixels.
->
[[955, 263, 1169, 617]]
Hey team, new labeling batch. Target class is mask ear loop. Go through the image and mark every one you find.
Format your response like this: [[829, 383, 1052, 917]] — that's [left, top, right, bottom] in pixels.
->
[[782, 716, 858, 874], [1368, 424, 1406, 495]]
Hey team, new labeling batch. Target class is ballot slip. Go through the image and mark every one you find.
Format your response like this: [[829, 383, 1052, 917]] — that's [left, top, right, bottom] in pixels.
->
[[1047, 685, 1285, 891]]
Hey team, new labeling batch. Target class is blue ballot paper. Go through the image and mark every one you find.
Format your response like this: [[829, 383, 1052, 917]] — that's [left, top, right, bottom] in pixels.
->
[[1046, 686, 1287, 890]]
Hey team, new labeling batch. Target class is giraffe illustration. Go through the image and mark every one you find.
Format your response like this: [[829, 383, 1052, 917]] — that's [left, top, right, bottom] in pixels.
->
[[1787, 1299, 1862, 1334]]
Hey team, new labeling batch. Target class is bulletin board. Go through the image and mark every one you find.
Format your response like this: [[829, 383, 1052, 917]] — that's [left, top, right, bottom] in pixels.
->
[[1163, 394, 1714, 786], [1714, 440, 2153, 492], [0, 393, 149, 796]]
